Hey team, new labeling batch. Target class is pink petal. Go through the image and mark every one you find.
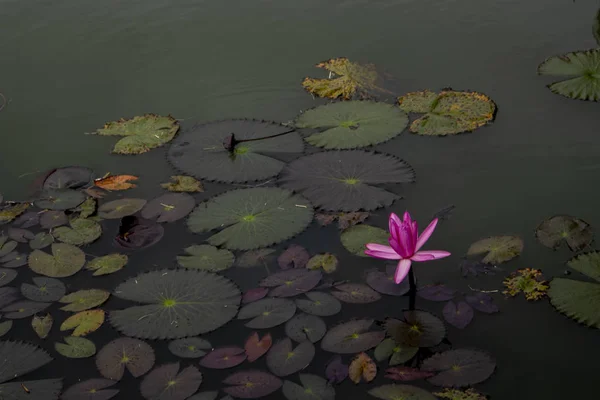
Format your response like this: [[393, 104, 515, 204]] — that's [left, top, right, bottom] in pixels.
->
[[402, 211, 412, 225], [415, 218, 439, 251], [398, 223, 415, 258], [388, 236, 405, 256], [394, 259, 412, 284], [365, 250, 402, 260], [389, 213, 401, 240], [366, 243, 397, 254], [413, 250, 451, 261], [410, 221, 418, 242]]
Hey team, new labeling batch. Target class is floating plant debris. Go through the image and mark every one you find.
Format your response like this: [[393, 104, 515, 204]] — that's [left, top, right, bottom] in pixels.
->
[[535, 215, 593, 251], [176, 244, 235, 272], [349, 352, 377, 384], [421, 349, 496, 387], [340, 224, 388, 257], [161, 175, 204, 192], [467, 236, 523, 264], [434, 388, 488, 400], [282, 374, 335, 400], [94, 174, 138, 190], [503, 268, 548, 300], [0, 203, 29, 224], [537, 50, 600, 101], [306, 253, 338, 274], [245, 332, 272, 362]]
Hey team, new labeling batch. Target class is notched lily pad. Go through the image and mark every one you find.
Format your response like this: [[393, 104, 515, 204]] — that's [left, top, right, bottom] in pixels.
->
[[266, 338, 315, 377], [34, 189, 86, 210], [442, 301, 474, 329], [503, 268, 548, 301], [168, 337, 212, 358], [295, 292, 342, 316], [467, 236, 523, 264], [368, 384, 436, 400], [538, 49, 600, 101], [39, 211, 68, 229], [367, 265, 411, 296], [245, 332, 272, 362], [2, 301, 51, 319], [278, 245, 310, 270], [464, 293, 499, 314], [42, 166, 94, 190], [260, 269, 322, 297], [200, 347, 247, 369], [96, 337, 155, 380], [162, 175, 204, 192], [421, 349, 496, 387], [238, 298, 297, 329], [21, 277, 66, 302], [385, 310, 446, 347], [306, 253, 338, 274], [321, 319, 385, 354], [98, 198, 147, 219], [141, 193, 195, 223], [374, 338, 418, 366], [53, 218, 102, 246], [60, 309, 105, 336], [535, 215, 593, 251], [61, 378, 119, 400], [140, 363, 203, 400], [30, 232, 55, 249], [341, 224, 389, 257], [60, 289, 110, 312], [55, 336, 97, 358], [86, 253, 128, 276], [32, 314, 53, 339], [223, 370, 282, 399], [285, 313, 326, 343], [331, 283, 381, 304], [282, 374, 335, 400], [176, 245, 235, 272], [29, 243, 86, 277]]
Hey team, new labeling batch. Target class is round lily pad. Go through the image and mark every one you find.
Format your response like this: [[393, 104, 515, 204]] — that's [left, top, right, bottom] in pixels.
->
[[34, 189, 87, 211], [417, 285, 456, 302], [140, 363, 203, 400], [114, 216, 164, 250], [42, 166, 94, 190], [200, 347, 247, 369], [2, 301, 51, 319], [141, 193, 195, 223], [98, 199, 147, 219], [266, 338, 315, 377], [243, 288, 269, 304], [110, 269, 240, 339], [59, 289, 110, 312], [39, 211, 68, 229], [169, 337, 212, 358], [236, 249, 276, 268], [341, 224, 389, 257], [374, 338, 418, 365], [294, 101, 408, 149], [7, 227, 35, 243], [60, 309, 105, 337], [29, 243, 85, 278], [279, 151, 414, 212], [443, 301, 474, 329], [278, 245, 310, 270], [306, 253, 338, 274], [61, 378, 119, 400], [385, 311, 446, 347], [464, 293, 499, 314], [295, 292, 342, 316], [260, 269, 322, 297], [53, 218, 102, 246], [96, 337, 155, 380], [535, 215, 593, 251], [422, 349, 496, 387], [21, 277, 66, 302], [331, 283, 381, 303], [321, 319, 385, 354], [55, 336, 96, 358], [285, 313, 327, 343], [168, 119, 304, 183], [366, 265, 411, 296], [11, 210, 39, 228], [368, 384, 436, 400], [86, 253, 128, 276], [549, 278, 600, 328], [538, 49, 600, 101], [467, 236, 523, 264], [282, 374, 335, 400], [176, 245, 235, 272], [0, 287, 19, 308], [238, 298, 297, 329], [187, 187, 314, 250], [223, 370, 282, 399], [30, 232, 55, 250]]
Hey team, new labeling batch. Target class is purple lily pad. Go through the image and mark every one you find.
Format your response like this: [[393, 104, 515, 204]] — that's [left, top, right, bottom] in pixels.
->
[[199, 347, 247, 369], [460, 258, 499, 277], [236, 249, 276, 268], [61, 378, 119, 400], [40, 211, 68, 229], [260, 269, 322, 297], [96, 337, 156, 380], [245, 332, 272, 362], [2, 301, 50, 319], [295, 292, 342, 316], [421, 349, 496, 387], [12, 211, 41, 228], [7, 227, 35, 243], [140, 363, 203, 400], [114, 216, 164, 250], [321, 319, 385, 354], [141, 193, 195, 223], [325, 355, 348, 384], [238, 298, 297, 329], [242, 287, 269, 304], [417, 285, 456, 302], [465, 292, 499, 313], [443, 301, 474, 329], [385, 310, 446, 348], [277, 245, 310, 270], [223, 370, 282, 398], [284, 313, 327, 343], [331, 283, 381, 303], [366, 266, 411, 296], [385, 366, 435, 381], [266, 338, 315, 377]]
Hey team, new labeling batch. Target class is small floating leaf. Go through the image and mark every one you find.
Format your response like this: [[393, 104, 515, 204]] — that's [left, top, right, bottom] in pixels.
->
[[421, 349, 496, 387], [341, 225, 389, 257], [2, 301, 50, 319], [467, 236, 523, 264], [325, 355, 348, 384], [140, 363, 203, 400], [61, 378, 119, 400], [29, 243, 85, 277], [96, 337, 155, 380], [168, 337, 212, 358], [349, 352, 377, 384], [94, 174, 138, 190], [464, 293, 499, 314], [278, 245, 310, 270], [21, 277, 66, 302], [32, 314, 53, 339], [238, 298, 297, 329], [60, 289, 110, 312], [0, 237, 17, 257], [141, 193, 195, 223], [295, 292, 342, 316], [306, 253, 338, 274], [285, 313, 326, 343], [282, 374, 335, 400], [176, 245, 234, 272], [223, 370, 282, 399], [55, 336, 96, 358], [200, 347, 247, 369], [366, 265, 411, 296], [369, 384, 436, 400], [442, 301, 474, 329], [535, 215, 593, 251], [260, 269, 322, 297], [374, 339, 418, 366], [331, 283, 381, 304], [266, 338, 315, 377], [0, 320, 12, 337], [537, 50, 600, 101], [385, 311, 446, 347], [60, 309, 105, 336], [321, 319, 385, 354], [86, 253, 128, 276], [98, 198, 147, 219], [53, 218, 102, 246], [161, 175, 204, 192], [74, 197, 97, 218], [503, 268, 548, 301], [417, 285, 456, 302], [245, 332, 272, 362]]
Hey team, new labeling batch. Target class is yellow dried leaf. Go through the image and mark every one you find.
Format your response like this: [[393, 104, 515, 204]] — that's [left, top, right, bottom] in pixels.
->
[[349, 352, 377, 384], [94, 175, 138, 191], [60, 309, 105, 336]]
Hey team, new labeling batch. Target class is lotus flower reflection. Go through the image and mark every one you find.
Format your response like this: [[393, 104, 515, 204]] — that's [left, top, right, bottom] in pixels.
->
[[365, 212, 450, 284]]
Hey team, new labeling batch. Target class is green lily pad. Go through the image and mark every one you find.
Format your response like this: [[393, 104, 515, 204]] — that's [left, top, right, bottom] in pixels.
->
[[21, 277, 66, 302], [55, 336, 96, 358], [283, 373, 335, 400], [385, 310, 446, 348], [161, 175, 204, 192], [285, 313, 327, 343], [369, 384, 436, 400], [92, 114, 180, 154], [188, 188, 313, 250], [176, 245, 235, 272], [35, 189, 87, 211], [535, 215, 593, 251], [295, 101, 407, 149], [321, 319, 385, 354], [0, 269, 17, 288], [279, 151, 414, 212], [74, 197, 97, 218], [53, 218, 102, 246], [238, 298, 297, 329], [61, 379, 119, 400], [60, 289, 110, 312], [306, 253, 338, 273], [341, 224, 389, 257], [110, 269, 241, 339], [421, 349, 496, 387], [398, 90, 496, 135], [295, 292, 342, 317], [98, 198, 147, 219], [32, 314, 53, 339], [30, 232, 54, 250], [86, 253, 128, 276], [467, 236, 523, 264], [2, 301, 51, 319], [0, 203, 29, 224], [0, 340, 53, 383], [0, 237, 17, 257], [0, 320, 12, 337], [538, 49, 600, 101], [567, 252, 600, 281], [28, 243, 86, 278], [433, 388, 488, 400], [549, 278, 600, 328], [60, 309, 105, 336], [374, 338, 418, 365], [168, 120, 304, 183]]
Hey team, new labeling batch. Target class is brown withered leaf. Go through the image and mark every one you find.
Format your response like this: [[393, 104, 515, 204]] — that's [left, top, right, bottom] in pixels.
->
[[349, 352, 377, 384], [94, 175, 138, 191], [161, 175, 204, 193]]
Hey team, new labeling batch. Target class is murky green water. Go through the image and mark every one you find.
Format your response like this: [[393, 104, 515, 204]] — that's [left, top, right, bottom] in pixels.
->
[[1, 0, 600, 399]]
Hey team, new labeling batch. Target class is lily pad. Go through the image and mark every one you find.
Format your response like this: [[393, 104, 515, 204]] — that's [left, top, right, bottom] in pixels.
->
[[32, 314, 53, 339], [548, 278, 600, 328], [39, 211, 68, 229], [200, 347, 247, 369], [385, 311, 446, 347], [266, 338, 315, 377], [96, 337, 155, 380], [0, 320, 11, 337], [535, 215, 593, 251], [42, 166, 94, 190], [237, 249, 276, 268], [0, 379, 62, 400], [238, 298, 297, 329], [341, 224, 389, 256], [285, 313, 326, 343], [398, 90, 496, 135], [243, 288, 269, 304], [321, 319, 385, 354], [368, 384, 436, 400], [1, 251, 27, 268], [188, 392, 218, 400], [418, 285, 456, 302], [595, 9, 600, 46], [140, 363, 203, 400], [11, 210, 39, 228], [295, 102, 407, 149], [245, 332, 272, 362], [61, 378, 119, 400], [168, 119, 304, 183], [0, 340, 52, 383], [74, 197, 97, 218], [53, 218, 102, 246], [537, 49, 600, 101], [93, 114, 180, 154], [279, 151, 414, 211], [60, 309, 105, 336], [366, 266, 411, 296], [0, 237, 17, 257], [278, 245, 310, 270], [110, 269, 241, 339], [325, 356, 348, 384], [21, 277, 66, 302], [0, 203, 30, 224], [176, 245, 235, 272], [295, 292, 342, 316], [442, 301, 474, 329], [55, 336, 96, 358], [188, 188, 314, 250], [0, 287, 20, 308], [306, 253, 338, 274], [467, 236, 523, 264], [162, 175, 204, 192], [464, 293, 498, 314], [29, 243, 85, 277], [282, 374, 335, 400], [0, 268, 17, 287], [168, 337, 212, 358], [433, 388, 488, 400], [86, 253, 128, 276], [34, 189, 86, 210], [374, 339, 418, 365], [349, 352, 377, 384], [7, 227, 34, 243], [114, 216, 164, 250], [331, 283, 381, 303], [223, 370, 282, 399], [141, 193, 195, 223], [2, 301, 51, 319], [60, 289, 110, 312], [98, 198, 147, 219], [30, 232, 54, 250], [421, 349, 496, 387], [260, 269, 322, 297]]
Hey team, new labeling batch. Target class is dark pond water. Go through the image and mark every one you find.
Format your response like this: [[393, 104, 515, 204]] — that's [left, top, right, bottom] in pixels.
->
[[1, 0, 600, 399]]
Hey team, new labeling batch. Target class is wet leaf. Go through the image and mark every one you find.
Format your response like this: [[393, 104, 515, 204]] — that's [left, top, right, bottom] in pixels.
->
[[177, 244, 234, 272], [93, 114, 180, 154], [280, 151, 414, 211], [331, 283, 381, 304], [325, 355, 348, 384], [0, 237, 17, 257], [366, 265, 411, 296], [399, 90, 496, 135], [385, 311, 446, 347], [417, 285, 456, 302], [538, 50, 600, 101], [60, 289, 110, 312], [464, 293, 499, 314], [282, 373, 335, 400], [32, 314, 53, 339], [503, 268, 548, 301], [341, 224, 389, 257], [0, 268, 17, 287], [0, 320, 12, 337], [21, 277, 66, 301], [98, 198, 147, 219], [385, 367, 435, 382], [433, 388, 488, 400], [374, 338, 418, 365], [285, 313, 326, 343], [140, 363, 203, 400], [141, 193, 195, 223], [422, 349, 496, 387], [94, 174, 138, 190], [42, 166, 94, 190], [35, 189, 86, 210], [86, 253, 128, 276], [55, 336, 97, 358], [161, 175, 204, 192], [321, 319, 385, 354], [245, 332, 272, 362], [74, 197, 97, 218], [0, 287, 19, 308], [53, 218, 102, 246], [168, 337, 212, 358], [60, 309, 105, 336], [369, 384, 436, 400], [306, 253, 338, 274], [261, 269, 322, 297], [188, 188, 313, 250], [567, 251, 600, 281], [278, 245, 310, 270], [115, 216, 164, 250], [187, 392, 218, 400], [200, 347, 246, 369], [96, 337, 155, 380], [467, 236, 523, 264], [236, 249, 276, 268], [238, 298, 296, 329], [442, 301, 474, 329], [242, 288, 269, 304], [295, 291, 342, 316], [222, 370, 282, 399], [349, 352, 377, 384], [61, 378, 119, 400], [266, 338, 315, 377], [535, 215, 593, 251], [29, 243, 85, 277], [548, 278, 600, 328], [0, 203, 29, 224], [29, 232, 54, 250], [168, 119, 303, 183], [2, 301, 50, 319]]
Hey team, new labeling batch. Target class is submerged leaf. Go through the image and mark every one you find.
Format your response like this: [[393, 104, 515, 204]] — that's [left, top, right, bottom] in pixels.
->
[[60, 309, 105, 336], [349, 352, 377, 384], [325, 355, 348, 384], [161, 175, 204, 192], [86, 253, 128, 276], [177, 245, 235, 272], [467, 236, 523, 264], [538, 49, 600, 101], [341, 224, 389, 257], [29, 243, 85, 277], [61, 378, 119, 400], [140, 363, 203, 400], [266, 338, 315, 377], [200, 347, 246, 369], [223, 370, 282, 399], [385, 311, 446, 347], [295, 291, 342, 316], [55, 336, 96, 358], [278, 245, 310, 270], [238, 298, 297, 329], [168, 337, 212, 358], [245, 332, 272, 362], [32, 314, 53, 339], [464, 293, 499, 314], [306, 253, 338, 274], [321, 319, 385, 354], [535, 215, 593, 251], [442, 301, 474, 329], [503, 268, 548, 300], [96, 337, 155, 380], [422, 349, 496, 387], [94, 174, 138, 190], [60, 289, 110, 312], [53, 218, 102, 246], [141, 193, 195, 223]]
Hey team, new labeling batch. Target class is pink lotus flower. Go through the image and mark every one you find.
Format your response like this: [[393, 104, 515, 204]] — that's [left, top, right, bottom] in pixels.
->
[[365, 212, 450, 284]]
